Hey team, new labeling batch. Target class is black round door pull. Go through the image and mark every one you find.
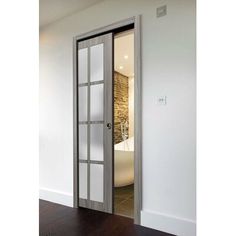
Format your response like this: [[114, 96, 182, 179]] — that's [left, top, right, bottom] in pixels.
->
[[106, 123, 112, 129]]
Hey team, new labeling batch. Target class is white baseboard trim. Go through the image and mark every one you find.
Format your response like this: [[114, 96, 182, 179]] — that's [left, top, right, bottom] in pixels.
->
[[39, 188, 73, 207], [141, 210, 196, 236]]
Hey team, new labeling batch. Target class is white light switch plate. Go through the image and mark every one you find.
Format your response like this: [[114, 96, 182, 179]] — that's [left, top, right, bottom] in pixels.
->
[[157, 96, 167, 105]]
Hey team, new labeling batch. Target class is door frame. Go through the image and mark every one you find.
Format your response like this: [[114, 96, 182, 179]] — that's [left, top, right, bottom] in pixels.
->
[[73, 15, 142, 224]]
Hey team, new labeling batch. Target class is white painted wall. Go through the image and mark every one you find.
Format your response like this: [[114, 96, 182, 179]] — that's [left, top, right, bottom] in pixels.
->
[[39, 0, 196, 235]]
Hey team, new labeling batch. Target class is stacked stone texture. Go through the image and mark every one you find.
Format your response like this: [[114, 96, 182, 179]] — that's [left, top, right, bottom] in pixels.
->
[[114, 71, 129, 144]]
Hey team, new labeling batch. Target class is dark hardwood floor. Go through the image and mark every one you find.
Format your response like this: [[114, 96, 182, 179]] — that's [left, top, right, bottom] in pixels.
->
[[39, 200, 174, 236]]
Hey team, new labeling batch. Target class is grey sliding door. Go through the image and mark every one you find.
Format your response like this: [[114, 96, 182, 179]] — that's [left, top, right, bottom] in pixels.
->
[[77, 33, 113, 213]]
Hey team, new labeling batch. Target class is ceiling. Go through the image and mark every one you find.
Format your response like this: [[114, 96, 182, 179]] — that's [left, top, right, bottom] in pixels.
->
[[39, 0, 105, 27], [115, 30, 134, 78]]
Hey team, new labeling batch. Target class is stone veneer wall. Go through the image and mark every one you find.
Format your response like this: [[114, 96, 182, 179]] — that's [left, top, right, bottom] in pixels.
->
[[114, 71, 129, 144]]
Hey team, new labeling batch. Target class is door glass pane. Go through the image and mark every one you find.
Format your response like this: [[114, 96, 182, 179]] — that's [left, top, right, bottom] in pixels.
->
[[90, 124, 103, 161], [90, 44, 104, 82], [79, 163, 87, 199], [79, 125, 87, 160], [79, 86, 87, 121], [78, 48, 88, 84], [90, 164, 103, 202], [90, 84, 103, 121]]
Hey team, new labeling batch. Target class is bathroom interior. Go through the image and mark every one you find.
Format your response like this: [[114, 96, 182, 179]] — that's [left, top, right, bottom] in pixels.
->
[[114, 29, 134, 218]]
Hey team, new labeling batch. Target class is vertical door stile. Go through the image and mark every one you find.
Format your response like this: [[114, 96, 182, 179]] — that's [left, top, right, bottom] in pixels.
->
[[87, 46, 90, 208]]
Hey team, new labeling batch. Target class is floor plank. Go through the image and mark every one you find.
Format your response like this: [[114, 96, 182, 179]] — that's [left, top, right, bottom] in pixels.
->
[[115, 184, 134, 218]]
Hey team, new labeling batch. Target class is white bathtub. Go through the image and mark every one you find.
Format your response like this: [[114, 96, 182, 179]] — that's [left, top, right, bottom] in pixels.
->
[[114, 137, 134, 187]]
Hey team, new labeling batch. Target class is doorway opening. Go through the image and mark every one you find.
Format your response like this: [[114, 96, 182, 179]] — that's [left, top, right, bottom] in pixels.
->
[[113, 30, 134, 218], [73, 16, 142, 224]]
